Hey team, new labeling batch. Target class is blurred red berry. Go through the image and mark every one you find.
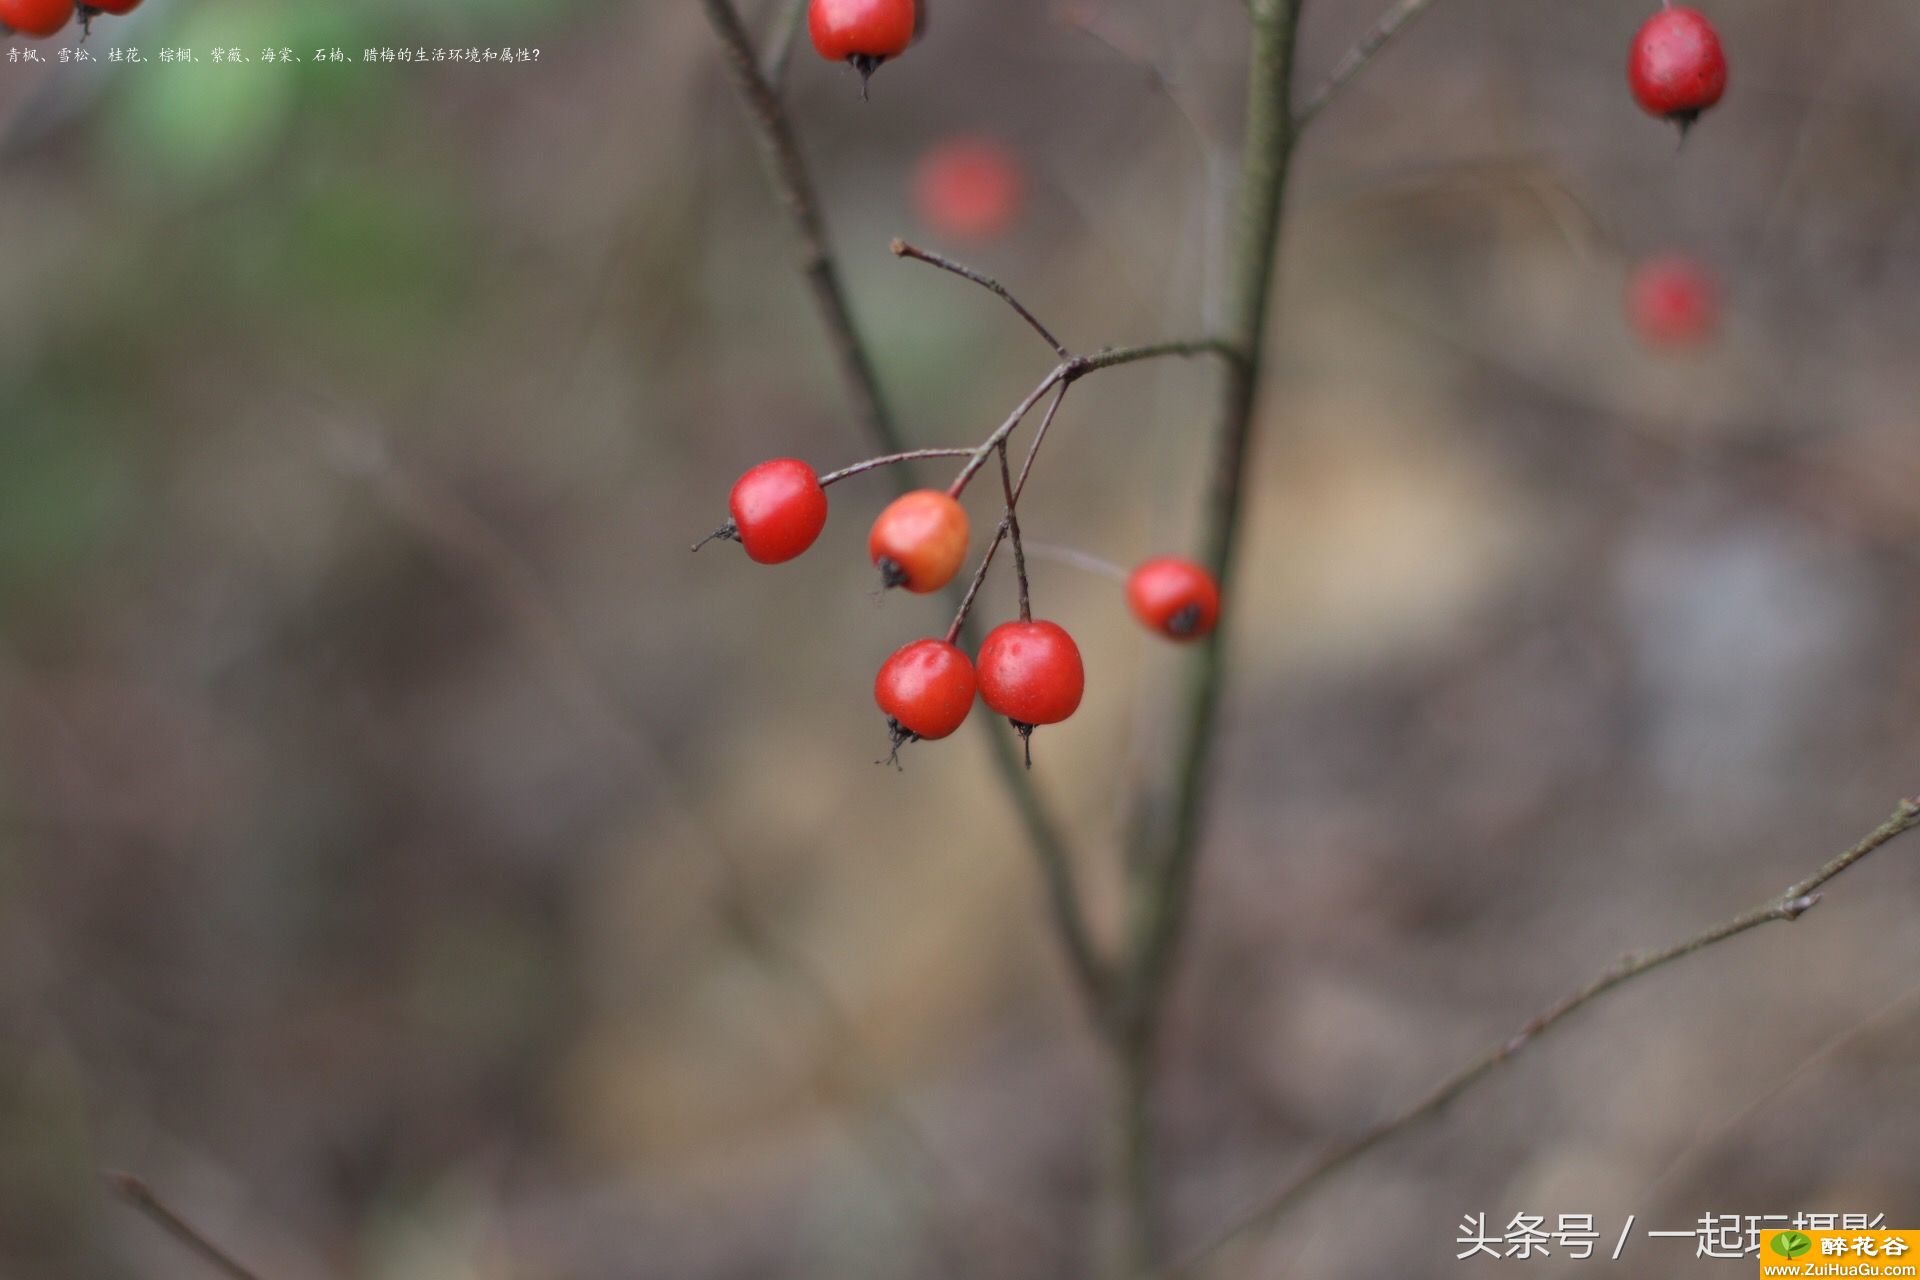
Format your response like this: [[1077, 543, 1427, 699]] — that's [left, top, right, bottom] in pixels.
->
[[875, 638, 976, 742], [726, 459, 829, 564], [0, 0, 74, 37], [1628, 255, 1718, 350], [1126, 557, 1220, 641], [82, 0, 140, 13], [869, 489, 969, 593], [977, 620, 1084, 727], [809, 0, 915, 93], [913, 136, 1026, 243], [1628, 7, 1726, 130]]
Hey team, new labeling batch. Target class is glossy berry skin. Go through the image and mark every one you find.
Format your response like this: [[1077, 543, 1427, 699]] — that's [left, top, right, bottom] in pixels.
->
[[728, 459, 829, 565], [0, 0, 74, 37], [914, 136, 1026, 243], [1628, 255, 1718, 349], [1126, 557, 1221, 641], [1628, 8, 1726, 126], [874, 638, 976, 740], [869, 489, 969, 593], [809, 0, 914, 67], [977, 620, 1084, 727]]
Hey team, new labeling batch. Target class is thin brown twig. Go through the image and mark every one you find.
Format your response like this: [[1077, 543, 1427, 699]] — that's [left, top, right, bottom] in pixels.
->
[[950, 362, 1077, 498], [105, 1172, 264, 1280], [940, 382, 1064, 644], [818, 447, 978, 486], [892, 239, 1072, 359], [1294, 0, 1442, 130], [946, 518, 1012, 647], [949, 341, 1233, 499], [1167, 797, 1920, 1276], [996, 443, 1032, 622], [1013, 383, 1072, 502]]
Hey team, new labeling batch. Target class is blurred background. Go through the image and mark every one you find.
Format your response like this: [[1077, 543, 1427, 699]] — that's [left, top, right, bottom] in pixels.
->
[[4, 0, 1920, 1276]]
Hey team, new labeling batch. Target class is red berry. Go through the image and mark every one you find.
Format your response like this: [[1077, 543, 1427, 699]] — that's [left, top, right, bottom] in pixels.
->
[[913, 136, 1026, 243], [869, 489, 969, 593], [1628, 7, 1726, 129], [727, 459, 829, 564], [1628, 254, 1718, 349], [83, 0, 139, 13], [1126, 557, 1221, 641], [0, 0, 74, 37], [809, 0, 915, 91], [977, 620, 1084, 727], [875, 638, 976, 742]]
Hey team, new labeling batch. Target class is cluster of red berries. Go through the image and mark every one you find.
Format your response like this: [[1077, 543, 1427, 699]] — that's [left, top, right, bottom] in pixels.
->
[[0, 0, 140, 38], [707, 457, 1220, 765], [744, 0, 1727, 765]]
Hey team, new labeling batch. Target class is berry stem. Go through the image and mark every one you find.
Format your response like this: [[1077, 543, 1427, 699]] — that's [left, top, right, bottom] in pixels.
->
[[947, 340, 1232, 500], [689, 520, 739, 552], [892, 238, 1072, 358], [816, 447, 978, 487], [943, 517, 1009, 646], [1012, 382, 1071, 503], [996, 443, 1032, 623], [942, 383, 1066, 643]]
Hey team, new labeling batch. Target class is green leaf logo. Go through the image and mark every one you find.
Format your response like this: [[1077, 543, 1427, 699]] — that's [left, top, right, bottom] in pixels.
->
[[1772, 1231, 1813, 1260]]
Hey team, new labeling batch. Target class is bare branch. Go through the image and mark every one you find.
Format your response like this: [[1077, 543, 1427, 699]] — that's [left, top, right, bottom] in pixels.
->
[[105, 1172, 264, 1280], [1294, 0, 1442, 130], [818, 447, 979, 487], [892, 239, 1072, 358], [1168, 797, 1920, 1276]]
